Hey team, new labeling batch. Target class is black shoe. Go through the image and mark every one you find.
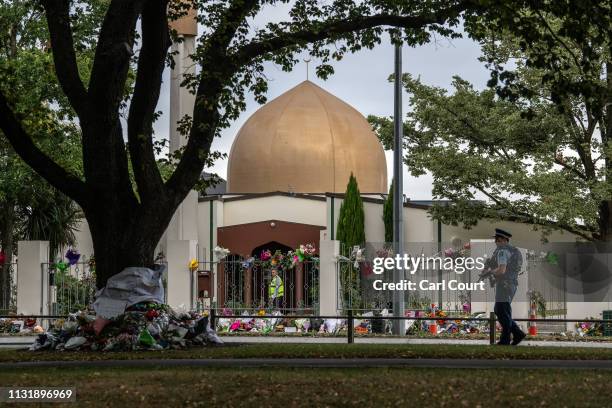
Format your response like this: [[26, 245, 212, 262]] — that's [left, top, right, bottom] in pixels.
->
[[511, 331, 526, 346]]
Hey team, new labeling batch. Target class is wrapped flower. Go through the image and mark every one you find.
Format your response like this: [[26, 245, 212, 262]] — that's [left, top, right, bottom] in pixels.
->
[[214, 246, 230, 260], [443, 248, 454, 257], [260, 250, 272, 261], [303, 243, 316, 256], [188, 259, 199, 272], [241, 257, 255, 269], [54, 261, 69, 273], [65, 248, 81, 266]]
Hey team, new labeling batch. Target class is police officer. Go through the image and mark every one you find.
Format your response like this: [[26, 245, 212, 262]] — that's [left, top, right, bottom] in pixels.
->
[[268, 268, 284, 310], [489, 229, 526, 345]]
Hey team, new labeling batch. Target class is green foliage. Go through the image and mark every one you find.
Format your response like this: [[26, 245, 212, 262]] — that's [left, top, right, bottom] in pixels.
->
[[336, 173, 365, 250], [383, 180, 393, 244], [20, 190, 82, 260], [52, 269, 96, 314], [336, 173, 365, 310], [368, 4, 612, 242], [0, 1, 86, 262], [370, 66, 610, 242]]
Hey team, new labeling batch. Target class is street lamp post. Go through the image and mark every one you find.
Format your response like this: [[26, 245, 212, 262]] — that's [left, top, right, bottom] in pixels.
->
[[392, 42, 405, 335]]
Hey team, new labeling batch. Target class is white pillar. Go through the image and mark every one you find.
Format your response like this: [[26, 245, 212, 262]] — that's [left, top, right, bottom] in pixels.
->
[[470, 239, 495, 314], [319, 232, 340, 316], [17, 241, 49, 315], [167, 240, 198, 310], [164, 33, 199, 249]]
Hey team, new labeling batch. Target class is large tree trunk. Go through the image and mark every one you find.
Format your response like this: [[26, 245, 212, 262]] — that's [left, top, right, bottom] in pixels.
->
[[0, 201, 15, 310], [84, 193, 175, 289], [599, 200, 612, 242]]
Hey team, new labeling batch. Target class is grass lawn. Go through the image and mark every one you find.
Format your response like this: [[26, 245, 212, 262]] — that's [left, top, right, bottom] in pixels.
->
[[1, 366, 611, 407], [3, 343, 612, 362]]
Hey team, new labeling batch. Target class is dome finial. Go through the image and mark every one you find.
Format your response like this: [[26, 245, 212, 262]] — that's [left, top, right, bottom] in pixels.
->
[[304, 57, 311, 81]]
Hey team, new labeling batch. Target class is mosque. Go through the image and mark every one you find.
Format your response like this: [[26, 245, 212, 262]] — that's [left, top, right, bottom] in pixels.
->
[[72, 11, 578, 316]]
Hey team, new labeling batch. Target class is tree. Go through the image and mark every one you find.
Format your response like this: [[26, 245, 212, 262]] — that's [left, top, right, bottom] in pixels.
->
[[336, 173, 365, 309], [0, 0, 94, 300], [466, 1, 612, 241], [337, 173, 366, 250], [369, 5, 612, 242], [0, 0, 475, 287], [20, 190, 82, 261], [383, 179, 393, 243]]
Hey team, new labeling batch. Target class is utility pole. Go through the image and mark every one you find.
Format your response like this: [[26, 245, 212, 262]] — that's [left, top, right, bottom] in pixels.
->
[[392, 43, 405, 335]]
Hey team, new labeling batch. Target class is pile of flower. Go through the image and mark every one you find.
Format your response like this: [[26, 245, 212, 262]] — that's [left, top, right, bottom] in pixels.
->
[[575, 319, 604, 337], [405, 306, 487, 335], [240, 243, 319, 271], [216, 309, 344, 335], [29, 303, 222, 351], [0, 317, 44, 334]]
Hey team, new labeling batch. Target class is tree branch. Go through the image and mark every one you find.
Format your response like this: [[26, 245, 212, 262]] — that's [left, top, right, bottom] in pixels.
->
[[164, 0, 260, 203], [0, 90, 86, 204], [127, 0, 170, 204], [88, 0, 144, 115], [232, 4, 469, 64], [477, 186, 594, 241], [41, 0, 89, 118]]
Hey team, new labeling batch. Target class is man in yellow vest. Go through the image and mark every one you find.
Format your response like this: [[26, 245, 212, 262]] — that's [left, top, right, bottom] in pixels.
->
[[268, 268, 284, 310]]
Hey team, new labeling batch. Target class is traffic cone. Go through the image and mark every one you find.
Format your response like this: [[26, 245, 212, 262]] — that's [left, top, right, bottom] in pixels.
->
[[528, 302, 538, 336]]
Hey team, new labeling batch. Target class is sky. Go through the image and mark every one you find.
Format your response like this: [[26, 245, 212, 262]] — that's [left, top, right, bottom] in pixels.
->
[[152, 25, 491, 200]]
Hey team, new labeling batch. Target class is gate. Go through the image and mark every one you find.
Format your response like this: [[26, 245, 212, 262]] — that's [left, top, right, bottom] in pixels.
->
[[200, 258, 319, 313], [45, 261, 96, 315]]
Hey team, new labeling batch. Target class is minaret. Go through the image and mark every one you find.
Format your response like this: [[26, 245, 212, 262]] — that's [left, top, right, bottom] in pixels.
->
[[169, 6, 197, 153], [165, 6, 199, 245]]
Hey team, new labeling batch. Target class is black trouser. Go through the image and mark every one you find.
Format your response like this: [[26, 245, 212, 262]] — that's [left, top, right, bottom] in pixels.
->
[[494, 301, 523, 344], [270, 296, 282, 310]]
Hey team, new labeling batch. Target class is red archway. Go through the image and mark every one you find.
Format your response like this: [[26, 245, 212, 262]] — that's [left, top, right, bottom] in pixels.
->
[[215, 220, 324, 310]]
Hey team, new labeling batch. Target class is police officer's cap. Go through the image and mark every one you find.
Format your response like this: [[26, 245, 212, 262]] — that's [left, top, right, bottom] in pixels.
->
[[493, 228, 512, 239]]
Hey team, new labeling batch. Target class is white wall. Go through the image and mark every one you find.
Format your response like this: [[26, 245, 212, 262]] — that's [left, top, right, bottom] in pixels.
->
[[73, 219, 94, 258], [222, 196, 326, 227], [441, 219, 576, 247]]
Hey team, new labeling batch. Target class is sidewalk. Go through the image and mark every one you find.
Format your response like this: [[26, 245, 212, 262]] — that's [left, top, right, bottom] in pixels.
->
[[4, 335, 612, 349], [219, 335, 612, 348]]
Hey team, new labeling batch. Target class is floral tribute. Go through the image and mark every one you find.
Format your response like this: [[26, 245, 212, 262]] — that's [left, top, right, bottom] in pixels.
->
[[65, 248, 81, 266], [241, 244, 318, 271]]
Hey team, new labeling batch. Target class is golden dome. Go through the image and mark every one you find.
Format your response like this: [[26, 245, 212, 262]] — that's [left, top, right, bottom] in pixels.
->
[[226, 81, 387, 193]]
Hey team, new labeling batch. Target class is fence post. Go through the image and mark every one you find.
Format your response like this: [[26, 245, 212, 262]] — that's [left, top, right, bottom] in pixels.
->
[[347, 309, 354, 344], [319, 235, 340, 316], [167, 240, 198, 310], [489, 312, 496, 345]]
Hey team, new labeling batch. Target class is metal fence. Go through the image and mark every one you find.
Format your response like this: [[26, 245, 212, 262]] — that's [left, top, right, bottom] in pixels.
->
[[45, 261, 96, 315], [209, 310, 612, 344], [336, 258, 473, 313], [0, 263, 17, 314], [195, 258, 320, 313], [527, 257, 567, 333]]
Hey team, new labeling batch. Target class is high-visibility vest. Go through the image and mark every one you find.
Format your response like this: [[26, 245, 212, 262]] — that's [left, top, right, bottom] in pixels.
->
[[268, 275, 284, 298]]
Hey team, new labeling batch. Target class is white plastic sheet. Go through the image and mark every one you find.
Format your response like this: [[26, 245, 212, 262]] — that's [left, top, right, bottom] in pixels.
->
[[93, 265, 166, 318]]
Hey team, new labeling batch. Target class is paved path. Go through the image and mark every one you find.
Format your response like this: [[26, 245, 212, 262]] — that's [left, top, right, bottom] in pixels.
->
[[4, 335, 612, 349], [220, 336, 612, 348], [1, 358, 612, 370]]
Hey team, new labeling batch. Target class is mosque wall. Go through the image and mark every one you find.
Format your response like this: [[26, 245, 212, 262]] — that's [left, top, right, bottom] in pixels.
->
[[72, 219, 94, 259], [441, 219, 577, 247], [221, 195, 326, 227]]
